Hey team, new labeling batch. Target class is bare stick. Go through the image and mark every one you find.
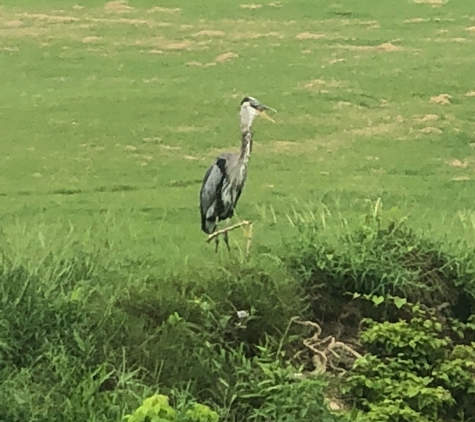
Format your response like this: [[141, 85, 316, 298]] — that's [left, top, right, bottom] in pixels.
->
[[245, 222, 253, 259], [206, 220, 251, 243]]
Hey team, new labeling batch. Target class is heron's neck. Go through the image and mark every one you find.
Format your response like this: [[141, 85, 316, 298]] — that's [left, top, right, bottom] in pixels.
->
[[239, 130, 253, 165]]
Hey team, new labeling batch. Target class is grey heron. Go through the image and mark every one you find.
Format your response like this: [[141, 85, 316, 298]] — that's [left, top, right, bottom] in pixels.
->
[[199, 96, 276, 253]]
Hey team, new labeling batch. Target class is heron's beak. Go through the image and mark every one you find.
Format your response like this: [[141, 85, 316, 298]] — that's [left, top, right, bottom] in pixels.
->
[[257, 104, 277, 123], [258, 110, 276, 123]]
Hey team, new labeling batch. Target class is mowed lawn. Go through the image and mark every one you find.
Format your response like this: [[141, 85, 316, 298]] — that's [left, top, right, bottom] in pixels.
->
[[1, 0, 475, 270]]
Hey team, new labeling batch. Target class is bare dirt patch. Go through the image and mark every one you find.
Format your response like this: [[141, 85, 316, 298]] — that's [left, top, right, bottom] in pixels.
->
[[296, 32, 326, 40], [193, 30, 225, 37], [430, 94, 451, 105], [216, 52, 238, 62], [104, 0, 133, 13]]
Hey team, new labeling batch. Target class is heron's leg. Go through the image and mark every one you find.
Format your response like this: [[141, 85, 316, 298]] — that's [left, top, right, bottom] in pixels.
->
[[214, 236, 220, 253], [223, 230, 231, 252]]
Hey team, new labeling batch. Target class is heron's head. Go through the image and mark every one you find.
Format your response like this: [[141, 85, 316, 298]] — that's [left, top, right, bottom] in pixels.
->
[[239, 96, 276, 132]]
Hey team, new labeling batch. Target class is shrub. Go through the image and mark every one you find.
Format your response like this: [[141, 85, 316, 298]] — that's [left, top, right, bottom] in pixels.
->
[[340, 295, 475, 421]]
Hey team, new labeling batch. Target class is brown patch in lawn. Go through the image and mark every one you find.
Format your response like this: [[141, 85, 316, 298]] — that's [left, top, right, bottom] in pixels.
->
[[303, 79, 345, 92], [4, 20, 23, 28], [430, 94, 451, 105], [334, 42, 402, 52], [216, 51, 238, 62], [18, 13, 79, 23], [295, 32, 326, 40], [193, 30, 225, 37], [448, 159, 468, 168], [467, 27, 475, 32], [82, 36, 101, 43], [466, 91, 475, 97], [104, 0, 133, 13], [413, 0, 446, 6], [420, 127, 442, 134], [240, 4, 262, 9], [148, 6, 181, 13], [415, 114, 439, 123], [404, 18, 427, 23], [86, 17, 156, 27], [232, 31, 282, 40]]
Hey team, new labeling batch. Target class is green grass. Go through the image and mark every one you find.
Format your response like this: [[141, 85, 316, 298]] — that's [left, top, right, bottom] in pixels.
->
[[1, 0, 475, 271]]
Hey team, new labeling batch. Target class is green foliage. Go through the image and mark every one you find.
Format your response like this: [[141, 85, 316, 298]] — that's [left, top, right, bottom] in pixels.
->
[[225, 344, 338, 421], [341, 296, 475, 421], [287, 214, 475, 317], [124, 395, 218, 422]]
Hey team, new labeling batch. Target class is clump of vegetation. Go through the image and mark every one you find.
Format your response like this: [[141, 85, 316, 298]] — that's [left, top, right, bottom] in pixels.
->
[[124, 394, 219, 422], [339, 295, 475, 421], [285, 208, 475, 326], [2, 208, 475, 421]]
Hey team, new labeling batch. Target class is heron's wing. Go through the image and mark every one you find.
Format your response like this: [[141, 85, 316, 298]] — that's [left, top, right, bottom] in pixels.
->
[[200, 158, 227, 224]]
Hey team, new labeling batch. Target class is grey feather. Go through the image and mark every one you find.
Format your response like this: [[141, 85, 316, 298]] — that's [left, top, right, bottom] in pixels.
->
[[199, 151, 248, 234]]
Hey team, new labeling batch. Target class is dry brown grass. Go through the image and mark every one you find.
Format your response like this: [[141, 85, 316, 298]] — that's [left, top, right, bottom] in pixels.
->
[[193, 30, 225, 37], [430, 94, 451, 105], [215, 52, 238, 62], [104, 0, 133, 13], [295, 32, 326, 40], [413, 0, 446, 6], [148, 6, 181, 14], [240, 4, 262, 9], [414, 114, 439, 123]]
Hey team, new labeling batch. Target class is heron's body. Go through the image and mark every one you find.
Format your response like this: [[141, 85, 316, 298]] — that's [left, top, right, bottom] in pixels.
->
[[198, 96, 275, 252], [200, 131, 252, 234]]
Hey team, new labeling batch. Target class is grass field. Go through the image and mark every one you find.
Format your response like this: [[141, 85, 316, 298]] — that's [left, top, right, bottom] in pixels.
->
[[2, 1, 475, 420], [2, 0, 475, 271]]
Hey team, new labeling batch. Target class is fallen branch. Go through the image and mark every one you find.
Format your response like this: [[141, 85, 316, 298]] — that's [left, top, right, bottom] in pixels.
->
[[293, 319, 362, 375], [207, 220, 253, 258]]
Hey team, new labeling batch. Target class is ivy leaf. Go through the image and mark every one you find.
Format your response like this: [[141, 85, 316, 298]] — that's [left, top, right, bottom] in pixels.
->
[[394, 297, 407, 309], [372, 296, 385, 306]]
